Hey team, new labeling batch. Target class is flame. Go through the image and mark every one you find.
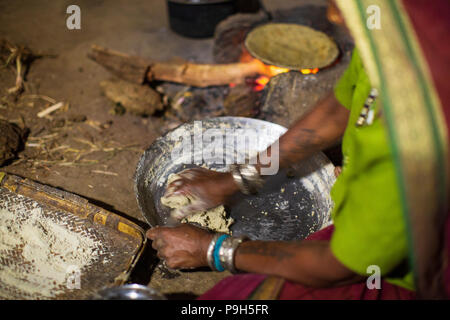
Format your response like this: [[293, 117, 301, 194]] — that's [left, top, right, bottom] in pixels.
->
[[237, 48, 320, 91], [300, 68, 319, 75], [253, 76, 270, 92], [252, 66, 319, 91], [264, 65, 319, 77], [266, 65, 290, 77]]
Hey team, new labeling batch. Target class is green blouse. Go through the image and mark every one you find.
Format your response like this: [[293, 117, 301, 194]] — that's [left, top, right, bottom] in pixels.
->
[[330, 50, 414, 291]]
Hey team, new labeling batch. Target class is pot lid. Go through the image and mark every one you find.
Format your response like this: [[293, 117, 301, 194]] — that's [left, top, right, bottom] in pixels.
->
[[244, 23, 339, 70]]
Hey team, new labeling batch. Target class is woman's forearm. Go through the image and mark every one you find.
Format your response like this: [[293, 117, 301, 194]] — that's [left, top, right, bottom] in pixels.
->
[[256, 92, 349, 173], [234, 239, 364, 288]]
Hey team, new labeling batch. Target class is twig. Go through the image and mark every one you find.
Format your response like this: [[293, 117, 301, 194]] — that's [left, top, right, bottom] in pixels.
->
[[91, 170, 118, 176], [29, 133, 59, 140], [37, 102, 64, 118], [25, 143, 41, 148], [23, 94, 57, 104]]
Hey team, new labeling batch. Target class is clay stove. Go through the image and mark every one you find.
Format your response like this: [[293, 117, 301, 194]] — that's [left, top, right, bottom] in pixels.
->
[[158, 4, 354, 132]]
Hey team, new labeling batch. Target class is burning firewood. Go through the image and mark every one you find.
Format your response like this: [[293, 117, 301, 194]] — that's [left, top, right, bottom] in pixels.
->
[[88, 45, 265, 88]]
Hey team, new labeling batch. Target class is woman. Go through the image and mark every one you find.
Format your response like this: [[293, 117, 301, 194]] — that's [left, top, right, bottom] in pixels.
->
[[147, 0, 449, 299]]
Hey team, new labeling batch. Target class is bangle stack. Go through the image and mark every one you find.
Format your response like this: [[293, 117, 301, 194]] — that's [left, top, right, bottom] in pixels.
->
[[206, 234, 225, 271], [206, 234, 248, 273]]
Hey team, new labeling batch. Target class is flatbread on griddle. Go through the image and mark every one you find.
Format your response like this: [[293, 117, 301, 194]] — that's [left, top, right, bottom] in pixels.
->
[[244, 23, 339, 69]]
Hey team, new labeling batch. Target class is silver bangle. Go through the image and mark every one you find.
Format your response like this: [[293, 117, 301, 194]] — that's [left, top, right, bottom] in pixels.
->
[[230, 164, 249, 194], [218, 236, 249, 274], [240, 164, 264, 194], [230, 164, 264, 195], [206, 233, 223, 271]]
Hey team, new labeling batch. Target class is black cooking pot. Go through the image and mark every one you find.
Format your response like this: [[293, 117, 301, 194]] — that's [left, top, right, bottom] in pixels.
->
[[167, 0, 237, 38]]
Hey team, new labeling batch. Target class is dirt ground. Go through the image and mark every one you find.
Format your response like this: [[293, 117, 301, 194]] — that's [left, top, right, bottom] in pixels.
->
[[0, 0, 325, 299]]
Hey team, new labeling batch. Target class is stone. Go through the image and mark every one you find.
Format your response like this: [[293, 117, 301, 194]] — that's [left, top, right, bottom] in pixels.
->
[[0, 120, 26, 167]]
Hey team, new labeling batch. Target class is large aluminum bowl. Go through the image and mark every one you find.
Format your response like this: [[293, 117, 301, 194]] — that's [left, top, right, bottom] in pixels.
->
[[135, 117, 335, 241]]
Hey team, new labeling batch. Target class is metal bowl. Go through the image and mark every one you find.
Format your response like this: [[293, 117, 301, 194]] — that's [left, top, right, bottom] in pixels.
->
[[94, 284, 167, 300], [135, 117, 335, 241]]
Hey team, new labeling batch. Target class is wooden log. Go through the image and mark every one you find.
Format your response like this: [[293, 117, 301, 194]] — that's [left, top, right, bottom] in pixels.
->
[[88, 45, 150, 84], [150, 59, 263, 87], [88, 45, 265, 88]]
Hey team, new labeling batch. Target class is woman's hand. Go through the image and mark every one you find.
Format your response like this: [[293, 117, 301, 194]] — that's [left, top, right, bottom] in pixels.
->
[[164, 167, 239, 219], [146, 223, 214, 269]]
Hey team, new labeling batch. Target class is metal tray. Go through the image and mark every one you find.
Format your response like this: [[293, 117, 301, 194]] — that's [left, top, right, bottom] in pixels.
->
[[0, 172, 146, 300]]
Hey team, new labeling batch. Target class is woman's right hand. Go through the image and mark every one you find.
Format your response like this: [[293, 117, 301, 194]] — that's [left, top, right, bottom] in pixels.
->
[[164, 167, 239, 220]]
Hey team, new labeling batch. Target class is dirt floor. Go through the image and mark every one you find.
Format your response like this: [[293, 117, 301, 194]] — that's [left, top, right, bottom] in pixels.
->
[[0, 0, 325, 299]]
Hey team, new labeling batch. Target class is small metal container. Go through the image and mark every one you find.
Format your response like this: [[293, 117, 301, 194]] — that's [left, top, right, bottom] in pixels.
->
[[94, 284, 167, 300]]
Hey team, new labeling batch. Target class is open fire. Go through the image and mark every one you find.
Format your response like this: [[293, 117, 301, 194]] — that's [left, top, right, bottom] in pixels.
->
[[253, 66, 319, 91], [236, 48, 320, 92]]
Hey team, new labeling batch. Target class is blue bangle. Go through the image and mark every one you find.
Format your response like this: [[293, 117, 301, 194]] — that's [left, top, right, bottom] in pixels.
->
[[213, 234, 229, 272]]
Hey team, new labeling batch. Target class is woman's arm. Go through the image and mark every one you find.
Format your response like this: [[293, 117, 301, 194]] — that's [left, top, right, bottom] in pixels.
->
[[256, 91, 350, 173], [147, 224, 365, 288], [235, 239, 364, 288]]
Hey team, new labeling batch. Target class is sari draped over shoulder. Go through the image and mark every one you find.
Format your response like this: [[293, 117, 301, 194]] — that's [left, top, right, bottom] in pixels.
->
[[198, 0, 450, 300]]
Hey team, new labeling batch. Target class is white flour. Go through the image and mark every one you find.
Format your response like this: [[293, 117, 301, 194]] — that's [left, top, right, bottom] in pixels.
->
[[182, 206, 234, 234], [0, 194, 106, 299], [161, 173, 234, 233]]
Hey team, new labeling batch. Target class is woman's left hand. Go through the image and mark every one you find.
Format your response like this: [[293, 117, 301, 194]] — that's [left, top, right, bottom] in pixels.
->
[[146, 224, 214, 269]]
